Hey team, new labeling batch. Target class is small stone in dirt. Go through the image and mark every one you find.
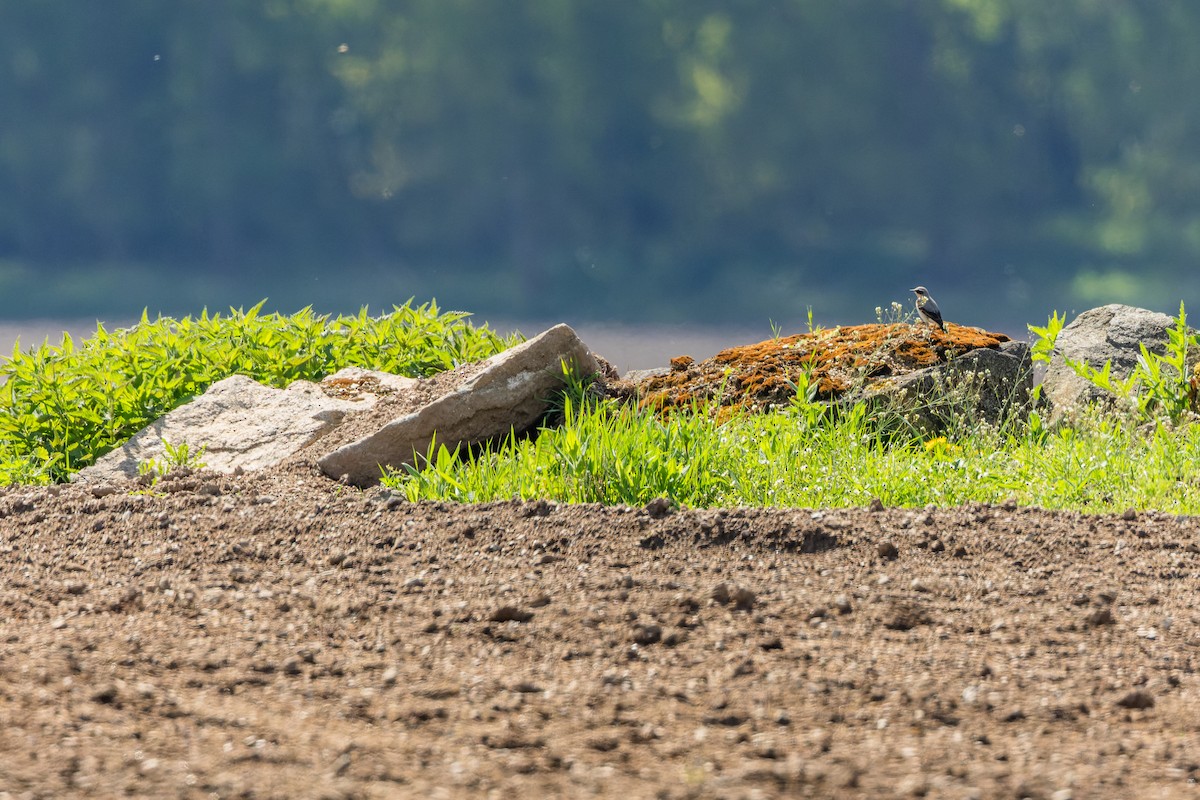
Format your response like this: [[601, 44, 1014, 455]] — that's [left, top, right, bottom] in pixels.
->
[[638, 534, 665, 549], [884, 602, 932, 631], [877, 541, 899, 560], [588, 736, 620, 752], [1085, 607, 1115, 627], [731, 586, 757, 611], [834, 595, 853, 615], [490, 606, 534, 623], [1121, 508, 1137, 521], [711, 582, 756, 611], [731, 659, 756, 677], [631, 623, 662, 646], [952, 545, 968, 558], [482, 734, 544, 750], [868, 498, 884, 512], [644, 497, 672, 519], [1115, 690, 1154, 710], [521, 499, 553, 518], [662, 629, 688, 647], [511, 681, 543, 693], [91, 684, 120, 705], [1002, 708, 1026, 722], [704, 711, 749, 727]]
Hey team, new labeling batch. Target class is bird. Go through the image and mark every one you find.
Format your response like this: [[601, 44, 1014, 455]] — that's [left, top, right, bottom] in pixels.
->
[[910, 286, 946, 332]]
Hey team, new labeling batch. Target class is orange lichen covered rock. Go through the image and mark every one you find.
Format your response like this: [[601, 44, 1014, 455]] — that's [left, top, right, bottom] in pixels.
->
[[629, 322, 1011, 415], [1190, 361, 1200, 412]]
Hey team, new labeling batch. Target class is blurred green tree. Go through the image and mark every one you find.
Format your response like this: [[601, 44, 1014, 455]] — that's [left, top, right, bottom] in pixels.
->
[[0, 0, 1197, 322]]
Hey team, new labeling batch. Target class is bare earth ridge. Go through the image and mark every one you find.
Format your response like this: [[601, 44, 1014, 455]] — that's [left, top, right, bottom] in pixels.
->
[[1, 465, 1198, 798]]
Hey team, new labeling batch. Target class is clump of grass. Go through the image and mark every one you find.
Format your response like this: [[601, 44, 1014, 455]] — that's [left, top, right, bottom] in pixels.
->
[[386, 352, 1200, 514], [0, 299, 518, 483], [137, 438, 208, 485]]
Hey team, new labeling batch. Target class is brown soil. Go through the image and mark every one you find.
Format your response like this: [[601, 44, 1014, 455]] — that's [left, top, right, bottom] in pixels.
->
[[2, 466, 1199, 798]]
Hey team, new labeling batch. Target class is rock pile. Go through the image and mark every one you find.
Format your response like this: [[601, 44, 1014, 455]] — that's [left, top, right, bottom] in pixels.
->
[[74, 305, 1190, 488], [76, 324, 600, 487]]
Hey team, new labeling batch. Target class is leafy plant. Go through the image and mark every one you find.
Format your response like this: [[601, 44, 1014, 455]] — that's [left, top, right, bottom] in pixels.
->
[[806, 306, 821, 334], [1027, 311, 1065, 365], [785, 361, 827, 429], [137, 438, 208, 483], [541, 357, 604, 426]]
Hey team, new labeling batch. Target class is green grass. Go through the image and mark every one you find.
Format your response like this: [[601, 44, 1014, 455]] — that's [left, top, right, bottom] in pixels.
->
[[0, 300, 519, 483], [382, 395, 1200, 514]]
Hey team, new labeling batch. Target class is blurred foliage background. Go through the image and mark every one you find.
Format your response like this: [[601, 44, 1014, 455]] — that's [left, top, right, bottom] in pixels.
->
[[2, 1, 1198, 330]]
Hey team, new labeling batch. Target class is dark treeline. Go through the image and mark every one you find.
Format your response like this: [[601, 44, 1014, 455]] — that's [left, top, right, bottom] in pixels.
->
[[2, 2, 1199, 326]]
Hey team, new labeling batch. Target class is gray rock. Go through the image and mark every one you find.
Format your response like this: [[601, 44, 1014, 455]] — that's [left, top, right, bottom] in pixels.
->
[[318, 324, 600, 486], [1041, 304, 1189, 424], [857, 341, 1033, 434], [623, 367, 670, 383], [74, 374, 364, 482]]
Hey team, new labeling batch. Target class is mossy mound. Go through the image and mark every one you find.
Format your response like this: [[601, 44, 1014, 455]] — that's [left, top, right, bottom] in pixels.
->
[[621, 323, 1011, 415]]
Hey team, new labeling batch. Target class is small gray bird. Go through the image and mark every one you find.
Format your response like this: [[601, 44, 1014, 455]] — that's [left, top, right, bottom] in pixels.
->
[[910, 286, 946, 332]]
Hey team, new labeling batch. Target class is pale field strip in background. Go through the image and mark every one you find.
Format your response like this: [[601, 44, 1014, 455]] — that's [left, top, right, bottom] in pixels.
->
[[0, 318, 768, 377]]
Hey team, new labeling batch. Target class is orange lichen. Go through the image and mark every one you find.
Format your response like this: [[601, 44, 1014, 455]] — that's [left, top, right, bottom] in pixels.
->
[[1190, 362, 1200, 412], [622, 322, 1010, 415], [669, 355, 695, 371]]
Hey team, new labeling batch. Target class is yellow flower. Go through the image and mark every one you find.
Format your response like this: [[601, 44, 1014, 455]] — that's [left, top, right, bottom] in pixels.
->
[[924, 437, 960, 457]]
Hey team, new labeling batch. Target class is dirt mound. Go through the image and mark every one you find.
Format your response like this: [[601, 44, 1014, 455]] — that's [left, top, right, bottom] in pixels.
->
[[1, 467, 1198, 797]]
